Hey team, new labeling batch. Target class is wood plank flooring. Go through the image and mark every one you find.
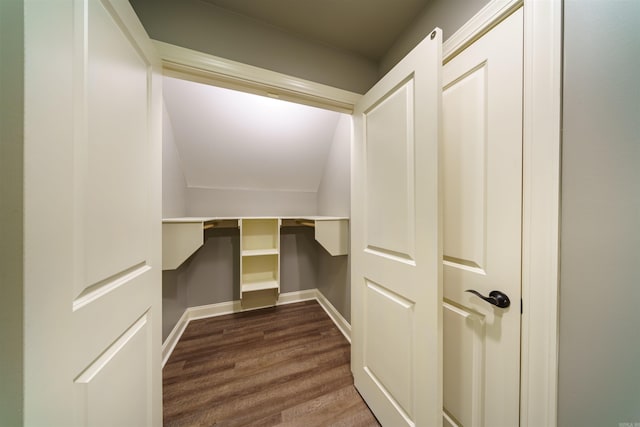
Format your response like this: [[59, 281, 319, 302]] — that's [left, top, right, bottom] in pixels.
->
[[163, 300, 380, 426]]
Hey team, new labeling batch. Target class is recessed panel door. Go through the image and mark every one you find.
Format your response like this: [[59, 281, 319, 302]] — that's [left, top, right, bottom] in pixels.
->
[[72, 1, 162, 425], [441, 9, 523, 427], [25, 0, 163, 425], [352, 30, 443, 426]]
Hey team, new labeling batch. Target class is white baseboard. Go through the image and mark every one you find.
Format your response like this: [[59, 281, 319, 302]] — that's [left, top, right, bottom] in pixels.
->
[[161, 309, 190, 367], [314, 290, 351, 343], [275, 289, 318, 305], [187, 299, 243, 321], [161, 288, 345, 367]]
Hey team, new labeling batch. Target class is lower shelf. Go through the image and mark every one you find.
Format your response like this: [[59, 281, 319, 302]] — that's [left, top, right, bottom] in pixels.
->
[[241, 280, 279, 293]]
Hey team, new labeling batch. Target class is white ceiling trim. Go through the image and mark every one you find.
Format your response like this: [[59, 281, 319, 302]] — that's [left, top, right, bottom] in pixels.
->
[[154, 40, 362, 113]]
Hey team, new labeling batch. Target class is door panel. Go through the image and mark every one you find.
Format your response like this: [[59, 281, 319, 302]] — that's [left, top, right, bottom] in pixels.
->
[[443, 63, 487, 270], [443, 302, 485, 427], [70, 1, 162, 425], [352, 29, 442, 427], [75, 314, 151, 427], [442, 9, 523, 427], [364, 280, 414, 416], [365, 79, 415, 260], [84, 0, 151, 287]]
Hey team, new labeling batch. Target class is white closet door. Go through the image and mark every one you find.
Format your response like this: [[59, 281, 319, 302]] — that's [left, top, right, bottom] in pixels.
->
[[24, 0, 162, 425], [351, 29, 443, 426], [442, 9, 523, 427]]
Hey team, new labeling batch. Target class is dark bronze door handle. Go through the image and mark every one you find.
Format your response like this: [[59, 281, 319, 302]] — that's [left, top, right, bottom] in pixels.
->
[[465, 289, 510, 308]]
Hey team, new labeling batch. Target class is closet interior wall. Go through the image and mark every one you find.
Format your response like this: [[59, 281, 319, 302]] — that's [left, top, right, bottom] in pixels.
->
[[161, 103, 351, 340]]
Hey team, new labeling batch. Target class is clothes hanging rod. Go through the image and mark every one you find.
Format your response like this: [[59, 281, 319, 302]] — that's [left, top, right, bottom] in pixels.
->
[[296, 220, 315, 228]]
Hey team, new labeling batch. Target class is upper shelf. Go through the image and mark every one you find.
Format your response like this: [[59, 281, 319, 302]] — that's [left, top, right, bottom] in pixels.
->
[[162, 216, 349, 270], [161, 218, 237, 270]]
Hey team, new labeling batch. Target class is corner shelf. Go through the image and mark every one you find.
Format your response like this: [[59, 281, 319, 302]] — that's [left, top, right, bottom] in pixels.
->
[[281, 217, 349, 256], [162, 217, 237, 270], [314, 219, 349, 256], [241, 280, 279, 293]]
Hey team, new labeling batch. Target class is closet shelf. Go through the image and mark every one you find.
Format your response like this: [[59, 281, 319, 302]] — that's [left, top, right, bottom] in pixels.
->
[[161, 218, 232, 270], [241, 280, 279, 293], [162, 216, 349, 270], [241, 248, 279, 257]]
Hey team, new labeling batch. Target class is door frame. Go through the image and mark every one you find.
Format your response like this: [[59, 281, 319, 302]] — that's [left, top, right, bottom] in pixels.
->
[[442, 1, 561, 426], [152, 0, 561, 424]]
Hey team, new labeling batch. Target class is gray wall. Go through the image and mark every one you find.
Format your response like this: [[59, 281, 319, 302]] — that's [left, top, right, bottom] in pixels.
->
[[162, 269, 188, 340], [379, 0, 492, 76], [0, 0, 24, 424], [162, 226, 319, 340], [162, 103, 187, 218], [280, 227, 319, 294], [129, 0, 378, 94], [162, 227, 239, 340], [558, 1, 640, 426], [316, 114, 352, 321], [129, 0, 490, 92], [317, 115, 351, 218]]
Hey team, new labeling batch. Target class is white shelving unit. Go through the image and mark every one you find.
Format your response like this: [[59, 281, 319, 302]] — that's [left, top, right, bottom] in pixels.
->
[[162, 216, 348, 271], [240, 218, 281, 302]]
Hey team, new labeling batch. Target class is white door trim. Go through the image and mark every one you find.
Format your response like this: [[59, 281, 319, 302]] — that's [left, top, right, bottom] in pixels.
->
[[445, 2, 562, 425], [520, 1, 562, 426], [153, 0, 562, 423], [443, 0, 524, 61], [153, 40, 361, 114]]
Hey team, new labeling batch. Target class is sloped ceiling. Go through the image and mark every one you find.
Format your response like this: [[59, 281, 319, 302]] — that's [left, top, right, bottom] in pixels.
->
[[163, 76, 344, 192]]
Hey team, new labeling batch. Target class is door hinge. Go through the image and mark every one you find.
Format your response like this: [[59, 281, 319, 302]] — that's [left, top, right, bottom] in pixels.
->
[[521, 299, 523, 314]]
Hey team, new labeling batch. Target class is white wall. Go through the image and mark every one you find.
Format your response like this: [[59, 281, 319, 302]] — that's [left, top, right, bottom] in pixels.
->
[[162, 76, 343, 218], [162, 103, 187, 217], [186, 187, 317, 217], [129, 0, 378, 94], [0, 0, 24, 424], [379, 0, 491, 76], [161, 103, 188, 339], [317, 115, 351, 217], [315, 114, 352, 321], [558, 1, 640, 425]]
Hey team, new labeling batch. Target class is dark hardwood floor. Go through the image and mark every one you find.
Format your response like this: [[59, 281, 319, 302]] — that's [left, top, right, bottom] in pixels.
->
[[163, 300, 380, 426]]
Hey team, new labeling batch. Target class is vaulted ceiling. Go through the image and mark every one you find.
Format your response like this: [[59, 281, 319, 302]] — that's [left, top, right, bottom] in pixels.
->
[[163, 77, 345, 193]]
